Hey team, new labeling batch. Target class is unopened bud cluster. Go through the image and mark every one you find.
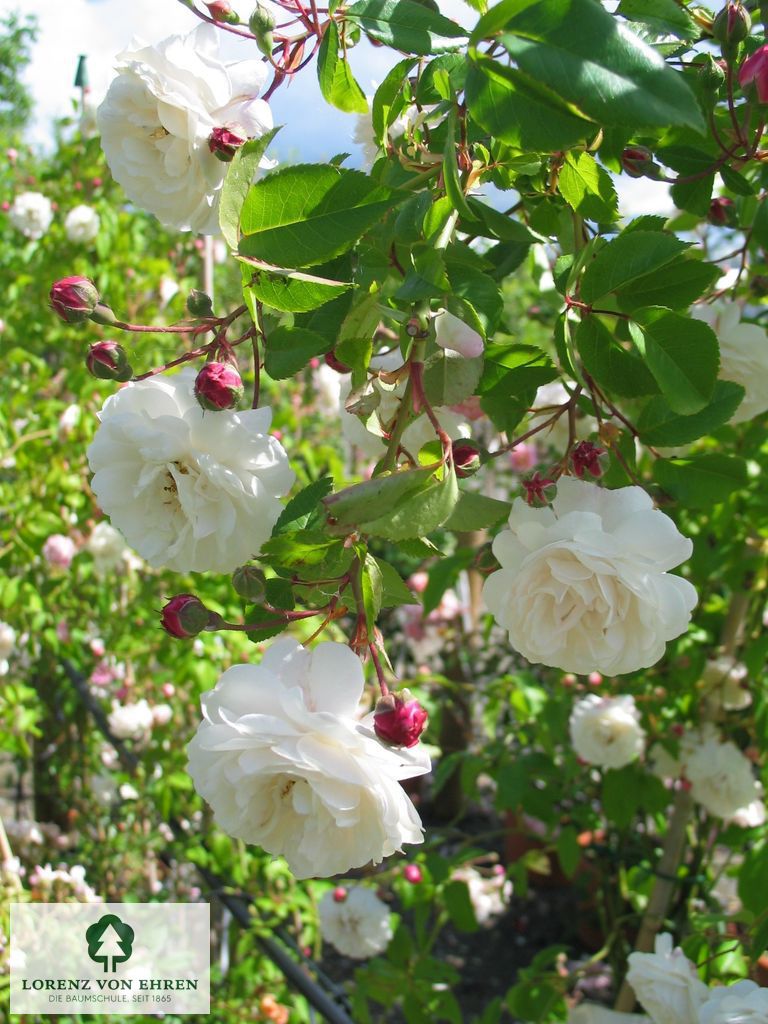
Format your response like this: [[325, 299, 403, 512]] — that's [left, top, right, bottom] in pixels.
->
[[86, 341, 132, 382], [249, 4, 275, 55]]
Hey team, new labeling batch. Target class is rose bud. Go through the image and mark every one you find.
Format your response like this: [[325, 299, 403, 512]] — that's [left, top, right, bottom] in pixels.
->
[[713, 2, 751, 55], [206, 0, 239, 23], [708, 196, 737, 227], [86, 341, 132, 382], [187, 289, 214, 317], [208, 126, 247, 163], [373, 690, 428, 748], [89, 302, 117, 326], [50, 276, 99, 323], [452, 439, 484, 478], [620, 146, 661, 180], [332, 886, 347, 903], [570, 441, 608, 480], [161, 594, 212, 638], [403, 864, 423, 884], [324, 350, 351, 374], [232, 565, 267, 604], [522, 471, 557, 508], [249, 4, 276, 55], [739, 44, 768, 104], [194, 361, 244, 411]]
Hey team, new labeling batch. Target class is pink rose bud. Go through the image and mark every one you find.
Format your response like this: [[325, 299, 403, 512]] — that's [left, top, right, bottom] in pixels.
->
[[708, 197, 737, 227], [452, 439, 484, 478], [408, 571, 429, 594], [162, 683, 175, 698], [6, 148, 18, 163], [588, 671, 602, 687], [713, 2, 751, 53], [522, 471, 557, 508], [373, 690, 428, 748], [324, 350, 351, 374], [570, 441, 607, 480], [509, 442, 537, 473], [206, 0, 238, 21], [92, 177, 103, 187], [332, 886, 347, 903], [403, 864, 423, 884], [208, 126, 247, 163], [161, 594, 212, 638], [739, 44, 768, 104], [194, 361, 244, 411], [43, 533, 77, 569], [86, 341, 132, 382], [562, 673, 577, 687], [620, 146, 661, 180], [50, 276, 99, 323]]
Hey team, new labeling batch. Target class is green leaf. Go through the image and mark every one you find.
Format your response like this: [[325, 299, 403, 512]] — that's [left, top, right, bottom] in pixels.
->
[[443, 112, 479, 223], [576, 316, 658, 397], [241, 260, 350, 313], [423, 550, 474, 615], [317, 21, 368, 113], [263, 326, 329, 380], [336, 292, 381, 375], [218, 128, 280, 250], [274, 477, 334, 534], [443, 491, 511, 531], [629, 307, 718, 415], [556, 826, 581, 879], [752, 194, 768, 251], [324, 467, 435, 527], [739, 841, 768, 916], [361, 555, 383, 631], [617, 0, 697, 39], [243, 606, 290, 644], [360, 464, 460, 540], [423, 350, 484, 407], [466, 56, 592, 151], [375, 558, 416, 607], [499, 0, 705, 133], [240, 165, 405, 268], [261, 531, 343, 569], [465, 198, 536, 244], [580, 231, 689, 304], [345, 0, 467, 54], [614, 257, 719, 313], [637, 381, 745, 446], [480, 341, 557, 395], [653, 454, 747, 507], [443, 880, 479, 932], [558, 152, 618, 223], [371, 58, 417, 141]]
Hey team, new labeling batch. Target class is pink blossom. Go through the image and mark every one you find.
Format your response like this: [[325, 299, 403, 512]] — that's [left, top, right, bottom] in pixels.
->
[[43, 534, 76, 570]]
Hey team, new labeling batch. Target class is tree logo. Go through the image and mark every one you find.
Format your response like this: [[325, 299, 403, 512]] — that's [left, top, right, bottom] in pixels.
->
[[85, 914, 135, 972]]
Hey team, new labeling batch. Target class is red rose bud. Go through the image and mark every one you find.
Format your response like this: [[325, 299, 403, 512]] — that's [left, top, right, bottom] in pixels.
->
[[332, 886, 347, 903], [403, 864, 423, 884], [522, 471, 557, 508], [194, 361, 244, 411], [89, 302, 117, 326], [187, 289, 214, 317], [739, 44, 768, 104], [713, 2, 751, 54], [452, 439, 484, 479], [86, 341, 132, 382], [373, 690, 428, 748], [161, 594, 212, 638], [232, 565, 267, 604], [208, 126, 247, 163], [324, 350, 351, 374], [206, 0, 239, 23], [50, 276, 99, 323], [708, 197, 737, 227], [620, 146, 661, 180], [570, 441, 608, 480]]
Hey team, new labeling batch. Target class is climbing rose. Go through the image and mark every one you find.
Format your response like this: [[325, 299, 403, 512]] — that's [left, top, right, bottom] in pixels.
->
[[87, 367, 293, 574], [686, 734, 764, 821], [107, 699, 154, 741], [626, 933, 709, 1024], [482, 478, 697, 675], [318, 887, 393, 958], [569, 694, 645, 770], [97, 24, 272, 233], [187, 638, 430, 878]]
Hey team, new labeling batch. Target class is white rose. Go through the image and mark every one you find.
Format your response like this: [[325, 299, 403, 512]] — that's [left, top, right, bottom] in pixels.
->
[[569, 694, 645, 769], [692, 301, 768, 423], [312, 362, 343, 419], [9, 191, 53, 239], [86, 522, 127, 575], [318, 887, 393, 958], [0, 622, 16, 660], [701, 656, 751, 711], [626, 933, 709, 1024], [434, 310, 484, 359], [97, 24, 272, 233], [450, 866, 512, 926], [107, 699, 154, 740], [700, 980, 768, 1023], [87, 367, 294, 574], [568, 1007, 650, 1024], [482, 478, 697, 675], [64, 204, 100, 244], [187, 638, 430, 879], [151, 703, 173, 727], [686, 736, 763, 821]]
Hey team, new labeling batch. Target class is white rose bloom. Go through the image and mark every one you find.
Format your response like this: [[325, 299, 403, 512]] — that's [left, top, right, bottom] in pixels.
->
[[64, 204, 100, 244], [86, 521, 128, 575], [434, 310, 484, 359], [730, 799, 766, 828], [107, 699, 154, 740], [450, 866, 512, 925], [686, 735, 763, 821], [701, 656, 751, 711], [700, 980, 768, 1023], [568, 1007, 650, 1024], [187, 638, 430, 879], [318, 887, 393, 958], [151, 703, 173, 727], [692, 301, 768, 423], [312, 363, 343, 419], [482, 478, 697, 675], [569, 694, 645, 769], [9, 191, 53, 239], [97, 24, 272, 233], [87, 368, 294, 574], [626, 933, 708, 1024]]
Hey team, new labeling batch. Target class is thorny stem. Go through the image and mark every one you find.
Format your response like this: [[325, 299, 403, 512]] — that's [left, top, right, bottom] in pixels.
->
[[369, 643, 389, 697], [211, 609, 323, 634], [111, 304, 248, 337]]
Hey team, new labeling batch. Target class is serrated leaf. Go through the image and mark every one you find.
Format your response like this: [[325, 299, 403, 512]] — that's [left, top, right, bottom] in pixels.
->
[[243, 606, 289, 644], [274, 477, 334, 534], [218, 128, 281, 250], [629, 307, 718, 415], [345, 0, 467, 54], [263, 326, 329, 380], [240, 257, 350, 313], [614, 257, 719, 312], [361, 555, 383, 631], [443, 111, 478, 223], [240, 164, 405, 268], [375, 558, 416, 607], [317, 21, 368, 113], [637, 381, 745, 446], [580, 231, 689, 304], [443, 491, 511, 531], [371, 58, 417, 141], [361, 464, 459, 540], [324, 467, 435, 527], [422, 350, 484, 407], [653, 454, 747, 507], [576, 316, 658, 397], [558, 152, 618, 223], [261, 531, 343, 568], [617, 0, 697, 39]]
